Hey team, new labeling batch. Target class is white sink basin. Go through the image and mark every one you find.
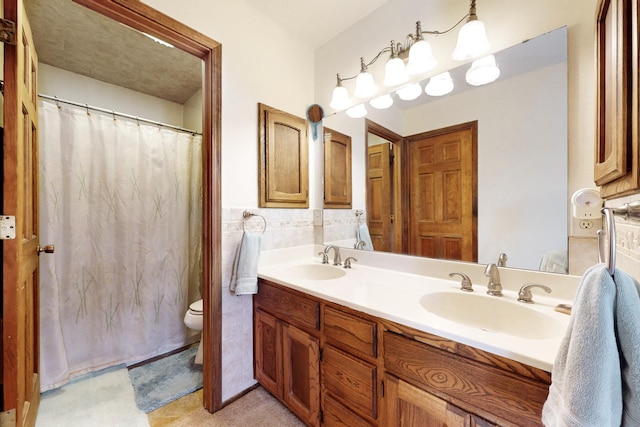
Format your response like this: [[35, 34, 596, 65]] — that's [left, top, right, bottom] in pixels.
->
[[419, 292, 565, 340], [282, 264, 346, 280]]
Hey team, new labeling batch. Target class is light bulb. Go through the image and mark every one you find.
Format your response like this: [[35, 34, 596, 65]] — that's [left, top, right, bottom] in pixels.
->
[[396, 83, 422, 101], [407, 39, 436, 75], [465, 55, 500, 86], [329, 85, 351, 110], [425, 72, 454, 96], [354, 71, 377, 98], [452, 19, 491, 61], [383, 56, 408, 87], [370, 94, 393, 109]]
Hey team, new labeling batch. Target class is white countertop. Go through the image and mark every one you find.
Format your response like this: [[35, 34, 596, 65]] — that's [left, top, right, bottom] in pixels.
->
[[258, 245, 579, 372]]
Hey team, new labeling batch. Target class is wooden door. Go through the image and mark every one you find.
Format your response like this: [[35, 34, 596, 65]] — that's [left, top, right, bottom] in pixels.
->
[[282, 323, 320, 427], [254, 309, 283, 399], [324, 128, 352, 209], [407, 122, 477, 261], [367, 143, 391, 252], [384, 376, 496, 427], [2, 0, 43, 425]]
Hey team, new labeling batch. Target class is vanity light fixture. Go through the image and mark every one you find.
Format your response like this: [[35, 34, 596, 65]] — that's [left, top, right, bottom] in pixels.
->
[[369, 93, 394, 109], [396, 82, 423, 101], [329, 0, 494, 116]]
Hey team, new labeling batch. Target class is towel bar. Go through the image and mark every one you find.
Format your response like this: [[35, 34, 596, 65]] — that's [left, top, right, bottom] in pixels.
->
[[242, 210, 266, 234], [599, 201, 640, 276]]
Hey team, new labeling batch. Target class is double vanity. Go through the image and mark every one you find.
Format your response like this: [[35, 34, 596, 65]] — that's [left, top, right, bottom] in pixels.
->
[[255, 245, 579, 426]]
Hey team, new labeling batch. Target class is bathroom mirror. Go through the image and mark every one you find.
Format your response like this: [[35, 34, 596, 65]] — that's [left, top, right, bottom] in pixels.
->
[[322, 27, 569, 273]]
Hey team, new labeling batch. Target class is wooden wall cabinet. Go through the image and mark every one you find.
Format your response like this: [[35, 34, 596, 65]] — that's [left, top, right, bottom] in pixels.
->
[[258, 103, 309, 207], [595, 0, 638, 198], [323, 128, 352, 208]]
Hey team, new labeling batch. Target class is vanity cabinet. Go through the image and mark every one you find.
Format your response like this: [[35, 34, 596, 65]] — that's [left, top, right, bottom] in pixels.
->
[[254, 281, 321, 426], [254, 279, 551, 426]]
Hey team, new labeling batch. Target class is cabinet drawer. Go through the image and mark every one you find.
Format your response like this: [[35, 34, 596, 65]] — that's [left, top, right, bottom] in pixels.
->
[[255, 280, 320, 332], [324, 394, 374, 427], [384, 332, 548, 426], [323, 345, 377, 422], [324, 306, 377, 358]]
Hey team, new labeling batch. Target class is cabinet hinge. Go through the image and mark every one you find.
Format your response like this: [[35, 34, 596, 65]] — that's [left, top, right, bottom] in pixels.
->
[[0, 215, 16, 239], [0, 19, 16, 45]]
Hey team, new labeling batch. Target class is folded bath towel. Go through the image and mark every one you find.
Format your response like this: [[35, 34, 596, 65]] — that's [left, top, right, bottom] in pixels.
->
[[229, 231, 262, 296], [542, 264, 640, 427], [356, 223, 374, 251]]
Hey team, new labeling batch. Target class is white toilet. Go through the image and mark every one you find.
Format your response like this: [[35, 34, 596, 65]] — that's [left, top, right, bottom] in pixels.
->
[[184, 299, 204, 364]]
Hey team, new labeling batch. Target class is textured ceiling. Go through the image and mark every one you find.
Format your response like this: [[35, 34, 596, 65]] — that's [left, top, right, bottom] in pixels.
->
[[25, 0, 202, 104]]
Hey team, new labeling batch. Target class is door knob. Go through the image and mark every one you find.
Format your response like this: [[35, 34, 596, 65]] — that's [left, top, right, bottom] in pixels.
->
[[37, 244, 55, 255]]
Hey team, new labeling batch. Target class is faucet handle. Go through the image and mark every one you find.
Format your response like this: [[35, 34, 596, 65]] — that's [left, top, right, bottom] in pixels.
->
[[518, 283, 552, 303], [344, 257, 358, 268], [318, 251, 329, 264], [449, 272, 473, 292]]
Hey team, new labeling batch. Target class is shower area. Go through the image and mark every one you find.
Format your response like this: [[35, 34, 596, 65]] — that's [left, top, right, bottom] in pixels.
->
[[27, 0, 206, 392]]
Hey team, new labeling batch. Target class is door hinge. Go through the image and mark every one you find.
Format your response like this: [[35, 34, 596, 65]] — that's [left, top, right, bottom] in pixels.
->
[[0, 409, 16, 427], [0, 216, 16, 239], [0, 19, 16, 45], [390, 213, 395, 223]]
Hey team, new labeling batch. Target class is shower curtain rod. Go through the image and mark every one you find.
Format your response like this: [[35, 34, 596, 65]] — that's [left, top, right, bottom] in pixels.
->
[[38, 93, 203, 136]]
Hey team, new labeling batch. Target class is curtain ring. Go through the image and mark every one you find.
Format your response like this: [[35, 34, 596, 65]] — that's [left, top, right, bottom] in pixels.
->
[[85, 103, 90, 115], [54, 96, 61, 109], [112, 110, 116, 121], [136, 116, 140, 126]]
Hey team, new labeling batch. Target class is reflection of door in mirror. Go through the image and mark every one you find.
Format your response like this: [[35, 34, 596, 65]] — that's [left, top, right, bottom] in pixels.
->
[[366, 121, 403, 253], [407, 122, 477, 262]]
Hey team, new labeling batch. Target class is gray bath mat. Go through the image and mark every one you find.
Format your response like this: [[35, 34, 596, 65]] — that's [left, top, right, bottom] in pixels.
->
[[128, 346, 203, 413]]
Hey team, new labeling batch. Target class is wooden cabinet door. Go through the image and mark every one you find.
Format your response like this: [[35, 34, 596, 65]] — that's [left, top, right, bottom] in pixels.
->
[[282, 323, 320, 427], [385, 376, 496, 427], [258, 103, 309, 208], [254, 309, 283, 399], [324, 128, 352, 208]]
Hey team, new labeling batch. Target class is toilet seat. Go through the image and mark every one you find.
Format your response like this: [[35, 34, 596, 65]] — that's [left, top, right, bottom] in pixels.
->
[[188, 299, 203, 315]]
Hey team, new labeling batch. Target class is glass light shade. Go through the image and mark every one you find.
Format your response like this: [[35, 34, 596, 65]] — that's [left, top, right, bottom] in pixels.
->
[[425, 72, 454, 96], [346, 103, 368, 118], [383, 56, 408, 87], [369, 94, 393, 109], [465, 55, 500, 86], [354, 71, 377, 98], [407, 39, 437, 75], [452, 19, 491, 61], [329, 85, 351, 110], [396, 83, 422, 101]]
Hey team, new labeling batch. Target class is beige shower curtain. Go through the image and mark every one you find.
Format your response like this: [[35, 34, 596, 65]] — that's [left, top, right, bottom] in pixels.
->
[[37, 100, 203, 391]]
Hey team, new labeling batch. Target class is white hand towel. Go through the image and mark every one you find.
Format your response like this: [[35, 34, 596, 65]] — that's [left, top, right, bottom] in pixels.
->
[[356, 223, 374, 251], [542, 264, 640, 426], [229, 231, 262, 296]]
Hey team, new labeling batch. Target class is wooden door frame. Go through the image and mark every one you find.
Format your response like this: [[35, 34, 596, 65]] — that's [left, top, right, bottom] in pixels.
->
[[365, 120, 405, 254], [72, 0, 222, 412]]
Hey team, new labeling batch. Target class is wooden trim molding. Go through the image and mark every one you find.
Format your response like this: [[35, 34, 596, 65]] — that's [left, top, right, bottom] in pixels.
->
[[73, 0, 223, 412]]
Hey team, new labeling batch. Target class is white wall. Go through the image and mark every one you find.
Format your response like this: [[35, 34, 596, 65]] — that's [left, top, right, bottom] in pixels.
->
[[183, 89, 203, 133], [38, 63, 185, 126]]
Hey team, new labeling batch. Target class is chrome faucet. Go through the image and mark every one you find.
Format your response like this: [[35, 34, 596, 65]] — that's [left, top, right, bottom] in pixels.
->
[[449, 272, 473, 292], [344, 257, 358, 268], [518, 283, 552, 303], [497, 252, 508, 267], [323, 245, 342, 266], [484, 263, 503, 296], [354, 240, 367, 250]]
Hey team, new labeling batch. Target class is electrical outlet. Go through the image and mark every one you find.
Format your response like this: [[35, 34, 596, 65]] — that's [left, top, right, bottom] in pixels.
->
[[579, 220, 593, 230]]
